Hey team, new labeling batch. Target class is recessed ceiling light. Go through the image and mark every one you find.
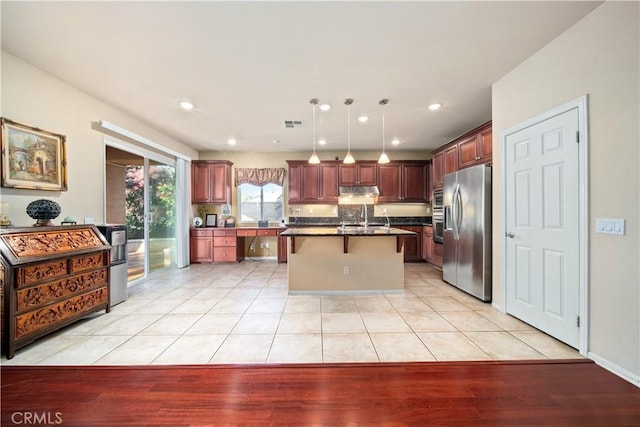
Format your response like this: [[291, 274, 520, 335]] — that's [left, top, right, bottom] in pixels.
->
[[179, 100, 195, 110], [227, 139, 237, 146], [391, 139, 400, 145], [319, 104, 331, 112], [358, 115, 369, 123], [318, 139, 327, 145], [272, 139, 280, 144], [427, 103, 442, 111]]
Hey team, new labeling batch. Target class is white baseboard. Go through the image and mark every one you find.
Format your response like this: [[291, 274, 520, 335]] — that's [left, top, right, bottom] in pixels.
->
[[588, 351, 640, 387]]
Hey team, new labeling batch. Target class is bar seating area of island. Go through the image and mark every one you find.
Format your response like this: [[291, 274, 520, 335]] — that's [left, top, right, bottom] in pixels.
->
[[279, 225, 417, 294]]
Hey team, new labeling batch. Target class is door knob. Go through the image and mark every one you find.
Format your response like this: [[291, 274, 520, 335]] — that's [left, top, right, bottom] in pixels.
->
[[506, 232, 515, 238]]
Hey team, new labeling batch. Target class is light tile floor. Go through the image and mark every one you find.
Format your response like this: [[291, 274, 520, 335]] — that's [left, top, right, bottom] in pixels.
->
[[2, 261, 581, 366]]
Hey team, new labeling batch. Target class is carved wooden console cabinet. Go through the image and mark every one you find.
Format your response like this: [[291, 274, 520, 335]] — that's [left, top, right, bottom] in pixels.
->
[[0, 225, 111, 359]]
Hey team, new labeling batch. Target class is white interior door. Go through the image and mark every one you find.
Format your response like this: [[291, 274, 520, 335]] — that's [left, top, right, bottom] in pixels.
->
[[505, 107, 580, 348]]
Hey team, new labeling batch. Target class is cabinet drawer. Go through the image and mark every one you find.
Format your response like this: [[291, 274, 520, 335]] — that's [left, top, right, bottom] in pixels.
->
[[256, 229, 277, 237], [191, 228, 214, 237], [214, 229, 236, 237], [213, 237, 237, 247], [15, 287, 108, 339], [16, 268, 108, 312], [213, 247, 237, 262], [70, 252, 108, 273], [236, 229, 257, 237], [17, 260, 68, 288]]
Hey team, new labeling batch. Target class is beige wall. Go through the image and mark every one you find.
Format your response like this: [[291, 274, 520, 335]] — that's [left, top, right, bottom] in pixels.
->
[[492, 2, 639, 380], [1, 52, 197, 227]]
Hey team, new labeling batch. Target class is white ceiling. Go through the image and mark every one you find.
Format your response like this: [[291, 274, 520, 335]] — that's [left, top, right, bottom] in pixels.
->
[[1, 1, 601, 154]]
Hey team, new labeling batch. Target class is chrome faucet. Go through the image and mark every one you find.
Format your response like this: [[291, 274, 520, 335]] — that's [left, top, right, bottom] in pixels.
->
[[361, 204, 369, 228]]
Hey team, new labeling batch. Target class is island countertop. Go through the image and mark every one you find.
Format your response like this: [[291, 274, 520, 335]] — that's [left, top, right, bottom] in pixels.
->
[[280, 226, 417, 237]]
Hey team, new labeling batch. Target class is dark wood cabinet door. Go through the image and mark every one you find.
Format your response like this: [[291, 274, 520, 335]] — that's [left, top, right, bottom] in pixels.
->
[[422, 226, 433, 262], [319, 162, 339, 202], [377, 163, 402, 202], [402, 164, 427, 202], [432, 242, 443, 269], [338, 164, 357, 185], [357, 162, 378, 185], [209, 163, 231, 203], [191, 162, 212, 203], [397, 225, 422, 262], [277, 233, 288, 263], [457, 134, 479, 169], [478, 125, 493, 162], [443, 145, 458, 175], [338, 162, 377, 185], [432, 152, 444, 189], [300, 163, 320, 201], [287, 163, 302, 203]]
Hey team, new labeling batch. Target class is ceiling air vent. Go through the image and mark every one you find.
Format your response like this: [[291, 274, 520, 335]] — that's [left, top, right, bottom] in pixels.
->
[[283, 120, 304, 129]]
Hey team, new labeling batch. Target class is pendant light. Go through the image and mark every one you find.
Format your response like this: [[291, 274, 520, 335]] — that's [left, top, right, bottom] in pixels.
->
[[308, 98, 320, 164], [343, 98, 355, 164], [378, 98, 390, 164]]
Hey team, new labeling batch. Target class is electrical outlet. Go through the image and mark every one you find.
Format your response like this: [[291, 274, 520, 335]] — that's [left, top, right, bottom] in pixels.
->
[[249, 243, 255, 251], [84, 217, 95, 224], [264, 242, 269, 248], [260, 242, 266, 249], [343, 266, 350, 275], [382, 208, 387, 215], [294, 208, 301, 214]]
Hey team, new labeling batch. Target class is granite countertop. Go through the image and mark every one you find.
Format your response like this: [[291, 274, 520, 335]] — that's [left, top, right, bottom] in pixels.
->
[[280, 226, 417, 237]]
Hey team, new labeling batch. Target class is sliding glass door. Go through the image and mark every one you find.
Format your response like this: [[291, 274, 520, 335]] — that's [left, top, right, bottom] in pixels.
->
[[147, 159, 176, 275], [105, 143, 176, 283]]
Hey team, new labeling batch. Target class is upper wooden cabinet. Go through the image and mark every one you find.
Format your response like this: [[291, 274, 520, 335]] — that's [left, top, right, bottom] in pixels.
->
[[191, 160, 233, 204], [287, 161, 339, 204], [431, 152, 444, 189], [458, 123, 493, 169], [288, 160, 428, 204], [339, 161, 377, 186], [431, 121, 492, 189], [377, 161, 428, 203]]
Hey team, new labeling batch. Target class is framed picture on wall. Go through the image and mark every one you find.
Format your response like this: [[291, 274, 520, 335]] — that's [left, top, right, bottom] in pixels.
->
[[205, 213, 218, 227], [0, 117, 68, 191]]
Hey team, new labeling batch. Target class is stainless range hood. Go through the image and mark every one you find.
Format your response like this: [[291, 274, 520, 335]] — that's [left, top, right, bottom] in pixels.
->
[[339, 185, 380, 197]]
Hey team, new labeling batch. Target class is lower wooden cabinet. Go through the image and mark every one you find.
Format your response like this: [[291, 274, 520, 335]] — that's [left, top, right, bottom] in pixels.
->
[[422, 226, 434, 263], [432, 242, 443, 269], [190, 229, 214, 263], [190, 228, 244, 263], [0, 225, 111, 359], [277, 231, 288, 263], [395, 225, 422, 262]]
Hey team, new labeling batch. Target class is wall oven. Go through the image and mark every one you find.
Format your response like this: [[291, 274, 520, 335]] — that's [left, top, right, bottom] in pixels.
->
[[432, 189, 444, 243]]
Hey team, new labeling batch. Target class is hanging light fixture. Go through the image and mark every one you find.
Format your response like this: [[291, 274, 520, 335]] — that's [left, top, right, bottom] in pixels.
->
[[308, 98, 320, 164], [378, 98, 390, 164], [343, 98, 355, 164]]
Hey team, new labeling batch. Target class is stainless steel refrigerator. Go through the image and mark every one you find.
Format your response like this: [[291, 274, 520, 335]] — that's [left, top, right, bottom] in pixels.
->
[[443, 164, 492, 301]]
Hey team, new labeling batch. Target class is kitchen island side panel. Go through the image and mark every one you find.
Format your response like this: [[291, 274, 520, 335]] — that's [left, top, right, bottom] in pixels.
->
[[287, 236, 404, 293]]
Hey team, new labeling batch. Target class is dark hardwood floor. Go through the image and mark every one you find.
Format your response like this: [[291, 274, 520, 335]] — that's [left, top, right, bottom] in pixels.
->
[[2, 359, 638, 426]]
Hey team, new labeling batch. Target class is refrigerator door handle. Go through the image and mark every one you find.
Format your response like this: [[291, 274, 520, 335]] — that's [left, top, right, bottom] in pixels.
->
[[452, 184, 460, 240], [455, 185, 463, 237]]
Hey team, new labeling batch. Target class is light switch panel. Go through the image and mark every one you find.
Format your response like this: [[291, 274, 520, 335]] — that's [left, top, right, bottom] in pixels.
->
[[596, 218, 625, 235]]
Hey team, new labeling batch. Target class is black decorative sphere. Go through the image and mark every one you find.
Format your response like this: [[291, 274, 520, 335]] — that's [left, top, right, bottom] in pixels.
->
[[26, 199, 61, 226]]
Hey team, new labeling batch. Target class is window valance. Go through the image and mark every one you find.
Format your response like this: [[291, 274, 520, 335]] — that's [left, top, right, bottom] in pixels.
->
[[235, 168, 285, 187]]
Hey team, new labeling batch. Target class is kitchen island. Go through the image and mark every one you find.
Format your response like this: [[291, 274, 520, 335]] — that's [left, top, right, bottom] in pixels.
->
[[279, 226, 417, 293]]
